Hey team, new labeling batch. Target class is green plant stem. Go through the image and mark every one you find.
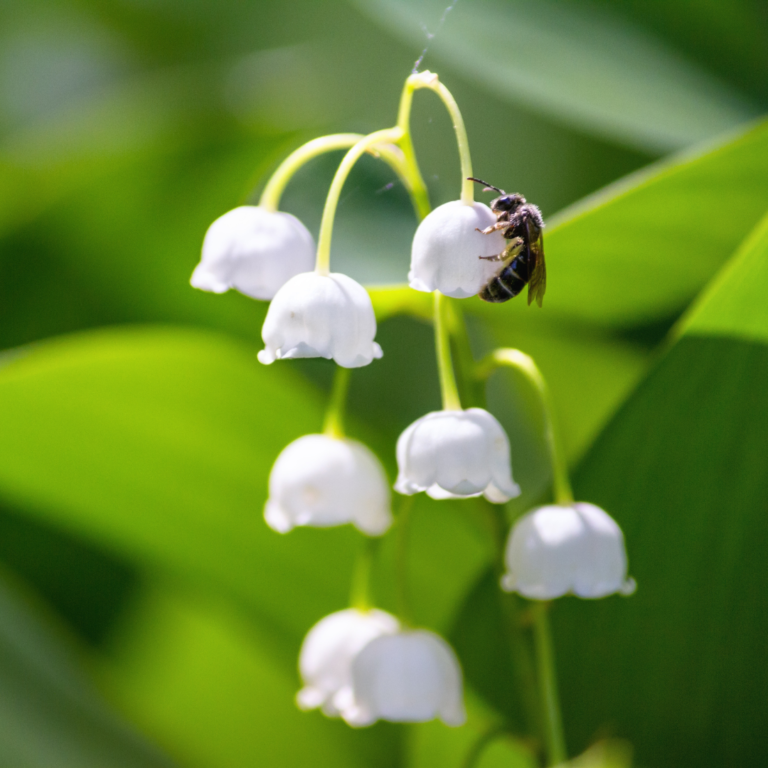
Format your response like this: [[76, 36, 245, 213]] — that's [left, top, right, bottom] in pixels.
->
[[322, 366, 351, 438], [398, 71, 475, 204], [532, 603, 567, 766], [315, 128, 404, 275], [395, 495, 415, 627], [259, 133, 365, 212], [461, 726, 506, 768], [350, 535, 378, 611], [481, 499, 544, 749], [258, 133, 420, 217], [434, 291, 462, 410], [476, 349, 573, 505]]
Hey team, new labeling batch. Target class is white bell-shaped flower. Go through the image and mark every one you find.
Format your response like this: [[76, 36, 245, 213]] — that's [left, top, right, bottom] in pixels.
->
[[258, 272, 383, 368], [502, 502, 636, 599], [191, 206, 314, 300], [409, 200, 506, 298], [265, 434, 392, 535], [344, 629, 466, 727], [297, 608, 400, 717], [395, 408, 520, 503]]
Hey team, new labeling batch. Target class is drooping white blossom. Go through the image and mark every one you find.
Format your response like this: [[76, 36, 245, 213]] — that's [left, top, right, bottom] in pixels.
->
[[344, 629, 466, 727], [265, 434, 392, 536], [297, 609, 400, 717], [395, 408, 520, 503], [258, 272, 383, 368], [409, 200, 506, 298], [502, 502, 636, 599], [190, 206, 314, 300]]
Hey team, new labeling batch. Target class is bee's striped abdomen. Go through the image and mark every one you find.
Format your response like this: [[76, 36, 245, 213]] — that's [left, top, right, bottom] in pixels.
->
[[479, 251, 530, 303]]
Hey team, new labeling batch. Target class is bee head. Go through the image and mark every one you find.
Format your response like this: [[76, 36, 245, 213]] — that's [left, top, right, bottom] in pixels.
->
[[491, 194, 526, 214]]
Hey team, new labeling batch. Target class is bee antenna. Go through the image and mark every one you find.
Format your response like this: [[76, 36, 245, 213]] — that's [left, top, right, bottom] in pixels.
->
[[467, 177, 505, 195]]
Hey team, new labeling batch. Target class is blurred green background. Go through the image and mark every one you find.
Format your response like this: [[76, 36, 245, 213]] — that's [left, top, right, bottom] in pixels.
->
[[0, 0, 767, 766]]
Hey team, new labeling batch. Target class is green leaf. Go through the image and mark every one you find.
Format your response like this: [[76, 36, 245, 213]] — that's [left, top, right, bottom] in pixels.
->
[[103, 583, 399, 768], [549, 213, 768, 766], [354, 0, 757, 152], [0, 568, 173, 767]]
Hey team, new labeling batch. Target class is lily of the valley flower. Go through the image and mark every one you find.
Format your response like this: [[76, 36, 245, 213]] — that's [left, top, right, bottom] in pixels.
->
[[258, 272, 383, 367], [344, 629, 466, 727], [191, 206, 314, 300], [395, 408, 520, 502], [265, 434, 392, 535], [502, 502, 636, 599], [297, 609, 400, 717], [409, 200, 506, 298]]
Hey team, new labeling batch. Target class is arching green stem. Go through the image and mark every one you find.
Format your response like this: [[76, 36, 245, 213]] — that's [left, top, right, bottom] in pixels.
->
[[259, 134, 365, 212], [315, 128, 404, 275], [434, 291, 462, 411], [461, 726, 507, 768], [399, 71, 475, 204], [476, 348, 573, 505], [322, 366, 351, 438]]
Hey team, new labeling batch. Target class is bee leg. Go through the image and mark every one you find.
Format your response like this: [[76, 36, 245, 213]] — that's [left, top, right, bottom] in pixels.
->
[[475, 222, 509, 235], [479, 238, 523, 261]]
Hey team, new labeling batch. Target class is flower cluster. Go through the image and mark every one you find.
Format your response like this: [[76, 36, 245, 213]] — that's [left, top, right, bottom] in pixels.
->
[[190, 71, 634, 742]]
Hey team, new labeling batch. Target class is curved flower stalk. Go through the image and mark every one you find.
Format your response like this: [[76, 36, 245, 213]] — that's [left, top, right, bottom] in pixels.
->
[[395, 408, 520, 502], [344, 629, 466, 727], [297, 608, 400, 717], [502, 502, 636, 599], [258, 272, 383, 368], [409, 200, 506, 298], [264, 433, 392, 535], [190, 206, 314, 300]]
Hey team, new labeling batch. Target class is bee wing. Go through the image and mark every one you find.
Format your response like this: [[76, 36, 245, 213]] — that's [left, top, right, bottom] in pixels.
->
[[526, 232, 546, 307]]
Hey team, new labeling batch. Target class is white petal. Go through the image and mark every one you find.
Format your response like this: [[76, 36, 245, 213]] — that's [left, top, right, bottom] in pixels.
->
[[502, 503, 634, 599], [409, 201, 506, 298], [297, 609, 400, 717], [349, 630, 466, 726], [260, 272, 382, 368], [394, 408, 519, 503], [265, 434, 392, 535], [191, 206, 314, 300]]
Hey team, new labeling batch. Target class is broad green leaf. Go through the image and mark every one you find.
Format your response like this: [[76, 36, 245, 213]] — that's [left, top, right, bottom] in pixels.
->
[[102, 583, 398, 768], [0, 568, 173, 768], [0, 323, 490, 649], [354, 0, 757, 152], [449, 212, 768, 767], [547, 214, 768, 766]]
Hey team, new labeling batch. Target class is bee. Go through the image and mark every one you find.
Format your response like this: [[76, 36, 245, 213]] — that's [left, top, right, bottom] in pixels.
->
[[469, 177, 546, 306]]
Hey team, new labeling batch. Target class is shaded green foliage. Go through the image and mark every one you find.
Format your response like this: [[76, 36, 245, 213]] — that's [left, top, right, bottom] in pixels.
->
[[0, 0, 766, 766]]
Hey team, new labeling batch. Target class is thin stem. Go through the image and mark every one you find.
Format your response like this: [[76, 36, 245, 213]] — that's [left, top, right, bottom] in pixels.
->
[[532, 603, 567, 766], [322, 366, 351, 438], [315, 128, 403, 275], [403, 71, 474, 204], [350, 536, 378, 611], [395, 495, 415, 627], [434, 291, 462, 411], [461, 726, 506, 768], [481, 499, 544, 749], [259, 133, 365, 212], [476, 349, 573, 505]]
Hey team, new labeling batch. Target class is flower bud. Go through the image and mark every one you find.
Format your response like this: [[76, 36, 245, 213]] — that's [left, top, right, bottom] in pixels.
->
[[395, 408, 520, 503], [344, 629, 466, 727], [409, 200, 506, 298], [297, 609, 400, 717], [191, 206, 314, 300], [265, 434, 392, 536], [502, 502, 636, 599], [258, 272, 383, 368]]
